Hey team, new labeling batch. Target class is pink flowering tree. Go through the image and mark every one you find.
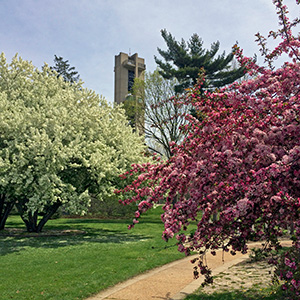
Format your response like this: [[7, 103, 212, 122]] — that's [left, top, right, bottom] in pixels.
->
[[116, 0, 300, 295]]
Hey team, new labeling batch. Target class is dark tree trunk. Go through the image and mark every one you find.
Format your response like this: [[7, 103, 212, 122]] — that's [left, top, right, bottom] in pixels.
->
[[212, 213, 218, 222], [36, 202, 61, 232], [290, 222, 295, 235], [27, 211, 39, 232], [15, 200, 61, 233], [15, 200, 38, 232], [0, 194, 15, 230]]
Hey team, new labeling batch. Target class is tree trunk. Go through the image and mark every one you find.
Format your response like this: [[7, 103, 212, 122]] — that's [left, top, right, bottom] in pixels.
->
[[0, 194, 15, 230], [212, 213, 218, 222], [36, 202, 61, 232], [290, 222, 295, 235], [21, 211, 38, 232], [27, 211, 39, 232], [15, 201, 38, 232], [16, 200, 61, 233]]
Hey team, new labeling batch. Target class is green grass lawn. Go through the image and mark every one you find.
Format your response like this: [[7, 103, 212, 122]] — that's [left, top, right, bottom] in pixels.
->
[[0, 207, 185, 300], [184, 286, 284, 300]]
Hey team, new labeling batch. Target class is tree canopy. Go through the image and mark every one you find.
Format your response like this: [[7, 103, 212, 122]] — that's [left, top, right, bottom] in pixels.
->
[[130, 70, 190, 158], [155, 29, 245, 93], [117, 0, 300, 296], [0, 53, 146, 232]]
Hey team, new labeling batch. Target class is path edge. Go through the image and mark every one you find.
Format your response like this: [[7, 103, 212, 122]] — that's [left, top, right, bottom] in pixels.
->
[[171, 255, 249, 300]]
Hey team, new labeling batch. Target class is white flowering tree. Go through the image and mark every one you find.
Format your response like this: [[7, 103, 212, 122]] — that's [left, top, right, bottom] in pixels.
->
[[0, 53, 146, 232]]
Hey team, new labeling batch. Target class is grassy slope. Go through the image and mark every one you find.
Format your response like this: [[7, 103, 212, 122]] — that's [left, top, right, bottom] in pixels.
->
[[0, 207, 185, 300]]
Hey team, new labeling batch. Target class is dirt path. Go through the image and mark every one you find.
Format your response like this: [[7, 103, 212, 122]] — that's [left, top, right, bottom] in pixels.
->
[[87, 250, 248, 300], [86, 240, 292, 300]]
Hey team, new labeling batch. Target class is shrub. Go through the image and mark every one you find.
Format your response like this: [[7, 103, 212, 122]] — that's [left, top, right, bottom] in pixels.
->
[[274, 246, 300, 299]]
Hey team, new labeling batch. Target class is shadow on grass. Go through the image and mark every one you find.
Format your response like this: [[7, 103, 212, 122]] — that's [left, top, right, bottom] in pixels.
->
[[0, 225, 151, 256], [61, 215, 164, 225], [1, 210, 167, 256]]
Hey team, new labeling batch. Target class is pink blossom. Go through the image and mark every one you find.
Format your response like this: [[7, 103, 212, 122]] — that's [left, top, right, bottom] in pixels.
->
[[237, 198, 253, 216], [116, 0, 300, 292]]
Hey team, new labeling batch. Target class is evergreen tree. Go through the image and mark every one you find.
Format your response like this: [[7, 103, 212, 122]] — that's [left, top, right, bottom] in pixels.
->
[[50, 55, 80, 83], [155, 29, 245, 93]]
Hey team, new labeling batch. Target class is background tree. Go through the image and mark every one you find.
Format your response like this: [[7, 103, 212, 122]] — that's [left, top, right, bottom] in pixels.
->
[[122, 93, 144, 132], [124, 33, 246, 158], [130, 70, 191, 158], [49, 55, 80, 83], [0, 53, 146, 232], [155, 29, 245, 93]]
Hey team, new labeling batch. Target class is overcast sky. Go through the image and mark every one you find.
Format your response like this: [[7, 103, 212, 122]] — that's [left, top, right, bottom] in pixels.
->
[[1, 0, 299, 103]]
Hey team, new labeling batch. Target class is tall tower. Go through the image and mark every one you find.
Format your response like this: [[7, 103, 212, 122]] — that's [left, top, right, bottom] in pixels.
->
[[114, 52, 146, 104]]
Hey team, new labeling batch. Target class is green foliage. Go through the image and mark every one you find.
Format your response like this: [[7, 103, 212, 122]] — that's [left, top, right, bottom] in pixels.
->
[[155, 29, 245, 93], [122, 93, 144, 132], [123, 95, 137, 127], [88, 194, 137, 218], [184, 287, 283, 300], [0, 53, 146, 232], [49, 55, 80, 83], [273, 246, 300, 299], [249, 248, 269, 262]]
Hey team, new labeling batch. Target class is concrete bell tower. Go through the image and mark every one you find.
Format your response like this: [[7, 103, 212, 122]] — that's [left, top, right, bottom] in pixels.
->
[[114, 52, 146, 104]]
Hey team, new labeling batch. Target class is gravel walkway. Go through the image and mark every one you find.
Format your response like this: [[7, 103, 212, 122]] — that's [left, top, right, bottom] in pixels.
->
[[86, 240, 292, 300]]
